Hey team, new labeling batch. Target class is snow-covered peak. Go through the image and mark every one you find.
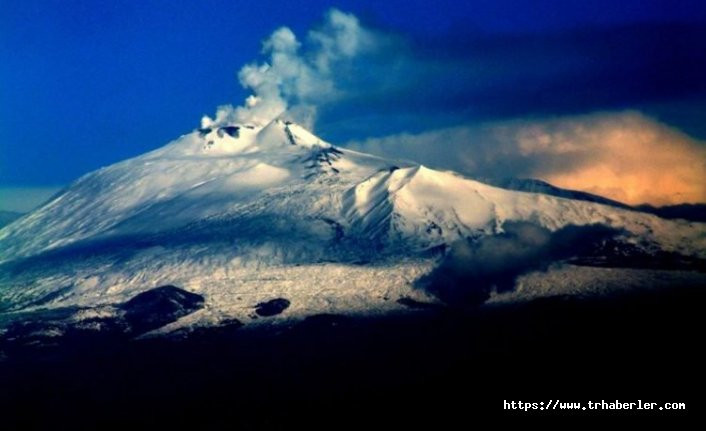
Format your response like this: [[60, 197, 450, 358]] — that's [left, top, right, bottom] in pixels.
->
[[0, 121, 396, 262], [145, 119, 331, 159]]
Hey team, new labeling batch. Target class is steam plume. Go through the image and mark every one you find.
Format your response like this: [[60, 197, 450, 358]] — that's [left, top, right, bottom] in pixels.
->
[[201, 9, 376, 129]]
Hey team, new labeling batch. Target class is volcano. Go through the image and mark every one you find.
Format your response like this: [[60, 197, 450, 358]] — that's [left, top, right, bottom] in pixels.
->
[[0, 119, 704, 334]]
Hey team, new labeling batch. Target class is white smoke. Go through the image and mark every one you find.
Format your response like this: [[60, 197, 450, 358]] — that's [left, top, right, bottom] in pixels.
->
[[201, 9, 376, 129]]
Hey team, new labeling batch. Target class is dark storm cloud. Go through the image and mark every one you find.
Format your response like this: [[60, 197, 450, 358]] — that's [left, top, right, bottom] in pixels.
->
[[317, 22, 706, 140], [412, 23, 706, 110]]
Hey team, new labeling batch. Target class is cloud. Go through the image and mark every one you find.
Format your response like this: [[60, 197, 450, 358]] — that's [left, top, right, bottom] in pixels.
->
[[196, 12, 706, 145], [311, 21, 706, 142], [345, 111, 706, 206], [201, 9, 378, 129]]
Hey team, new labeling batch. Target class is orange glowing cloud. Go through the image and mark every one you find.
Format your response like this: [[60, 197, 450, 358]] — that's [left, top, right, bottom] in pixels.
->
[[510, 112, 706, 205], [347, 111, 706, 206]]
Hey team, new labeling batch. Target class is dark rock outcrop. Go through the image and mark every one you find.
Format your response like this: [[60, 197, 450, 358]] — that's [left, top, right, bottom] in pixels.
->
[[120, 285, 204, 334], [254, 298, 290, 317]]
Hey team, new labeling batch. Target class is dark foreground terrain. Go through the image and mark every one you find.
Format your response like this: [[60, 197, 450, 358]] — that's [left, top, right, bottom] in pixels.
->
[[1, 284, 703, 428]]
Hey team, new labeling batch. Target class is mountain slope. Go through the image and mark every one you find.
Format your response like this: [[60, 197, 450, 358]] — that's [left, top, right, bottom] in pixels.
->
[[494, 178, 706, 222], [0, 119, 704, 328]]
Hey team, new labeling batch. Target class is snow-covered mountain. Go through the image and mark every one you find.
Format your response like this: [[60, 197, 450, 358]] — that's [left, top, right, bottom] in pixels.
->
[[1, 119, 704, 331]]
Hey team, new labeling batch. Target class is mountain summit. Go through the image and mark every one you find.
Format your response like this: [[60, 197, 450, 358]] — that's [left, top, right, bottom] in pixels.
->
[[0, 119, 704, 331]]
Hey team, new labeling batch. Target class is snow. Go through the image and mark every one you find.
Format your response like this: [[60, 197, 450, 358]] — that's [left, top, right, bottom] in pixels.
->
[[0, 118, 704, 331], [487, 264, 706, 304]]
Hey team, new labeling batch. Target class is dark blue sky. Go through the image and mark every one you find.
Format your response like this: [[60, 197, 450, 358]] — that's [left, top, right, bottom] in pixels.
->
[[2, 0, 706, 187]]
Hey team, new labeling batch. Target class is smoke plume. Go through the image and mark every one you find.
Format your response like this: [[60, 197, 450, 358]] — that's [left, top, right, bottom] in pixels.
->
[[421, 222, 622, 306], [201, 9, 376, 129]]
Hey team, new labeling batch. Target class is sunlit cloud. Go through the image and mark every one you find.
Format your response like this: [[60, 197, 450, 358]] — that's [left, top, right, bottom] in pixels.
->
[[345, 112, 706, 206]]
